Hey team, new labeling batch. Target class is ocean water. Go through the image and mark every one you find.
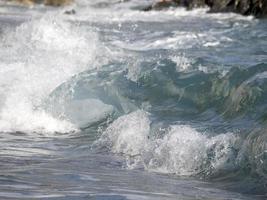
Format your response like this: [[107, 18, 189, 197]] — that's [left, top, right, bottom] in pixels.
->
[[0, 0, 266, 199]]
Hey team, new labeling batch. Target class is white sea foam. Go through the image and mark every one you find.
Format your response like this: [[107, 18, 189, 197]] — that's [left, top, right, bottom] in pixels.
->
[[111, 30, 233, 52], [0, 13, 99, 133], [171, 53, 192, 72], [97, 110, 239, 175], [98, 110, 150, 157], [71, 1, 255, 24], [145, 126, 238, 175]]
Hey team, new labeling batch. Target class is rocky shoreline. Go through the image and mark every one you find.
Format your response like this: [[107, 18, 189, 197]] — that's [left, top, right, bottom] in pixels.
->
[[144, 0, 267, 18], [5, 0, 267, 18]]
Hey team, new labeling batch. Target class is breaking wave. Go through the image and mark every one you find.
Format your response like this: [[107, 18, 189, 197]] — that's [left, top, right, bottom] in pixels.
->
[[0, 13, 99, 133], [0, 1, 266, 195]]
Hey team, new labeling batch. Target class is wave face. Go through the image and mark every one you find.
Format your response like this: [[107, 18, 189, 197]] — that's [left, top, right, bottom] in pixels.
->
[[0, 0, 267, 199], [47, 55, 267, 194]]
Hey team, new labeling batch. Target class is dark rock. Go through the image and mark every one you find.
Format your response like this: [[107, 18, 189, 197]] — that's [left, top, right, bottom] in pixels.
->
[[143, 0, 267, 18], [208, 0, 267, 17], [187, 0, 207, 9], [143, 0, 207, 11], [143, 0, 180, 11], [208, 0, 250, 14], [64, 9, 76, 15], [250, 0, 267, 17]]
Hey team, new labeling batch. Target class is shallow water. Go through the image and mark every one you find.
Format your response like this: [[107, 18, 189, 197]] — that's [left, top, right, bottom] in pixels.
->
[[0, 0, 266, 199]]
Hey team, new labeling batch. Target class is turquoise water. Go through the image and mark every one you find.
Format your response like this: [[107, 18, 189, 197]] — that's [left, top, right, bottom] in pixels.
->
[[0, 0, 266, 199]]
